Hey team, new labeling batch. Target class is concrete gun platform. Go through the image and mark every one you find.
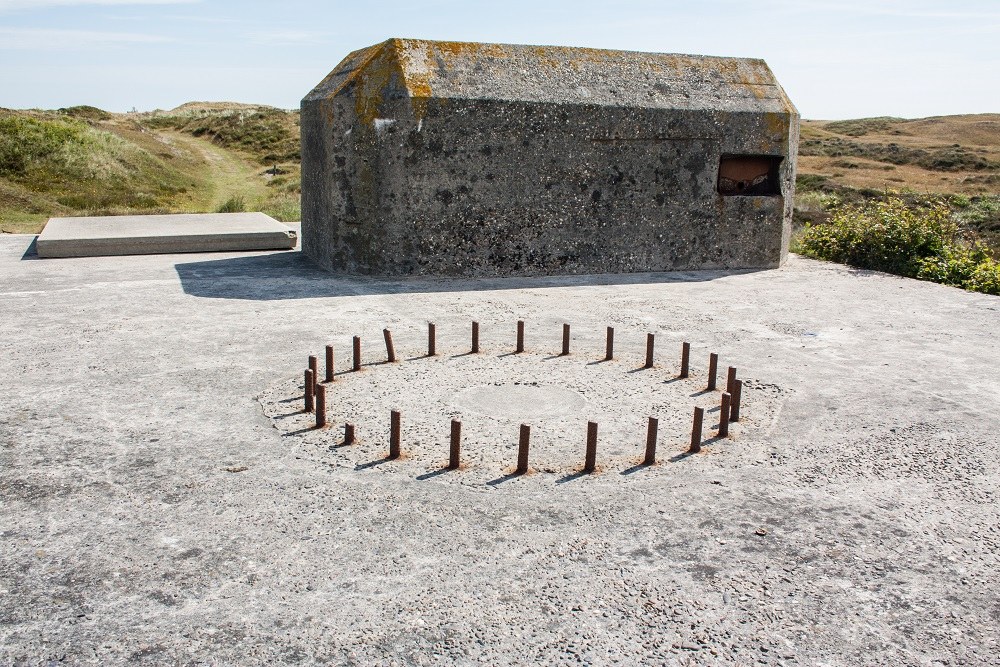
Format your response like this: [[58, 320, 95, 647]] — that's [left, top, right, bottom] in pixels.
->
[[35, 212, 297, 258], [1, 235, 998, 665]]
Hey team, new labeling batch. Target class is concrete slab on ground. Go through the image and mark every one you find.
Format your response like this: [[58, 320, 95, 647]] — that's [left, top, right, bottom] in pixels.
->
[[35, 212, 297, 258], [0, 235, 998, 665]]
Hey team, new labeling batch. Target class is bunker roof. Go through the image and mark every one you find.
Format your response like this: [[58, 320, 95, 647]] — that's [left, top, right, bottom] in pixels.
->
[[305, 38, 797, 116]]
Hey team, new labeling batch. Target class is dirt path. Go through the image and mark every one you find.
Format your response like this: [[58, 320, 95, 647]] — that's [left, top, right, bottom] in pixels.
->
[[158, 130, 271, 211]]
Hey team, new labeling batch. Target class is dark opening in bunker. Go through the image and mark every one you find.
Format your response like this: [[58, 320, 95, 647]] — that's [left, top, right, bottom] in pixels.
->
[[717, 156, 783, 196]]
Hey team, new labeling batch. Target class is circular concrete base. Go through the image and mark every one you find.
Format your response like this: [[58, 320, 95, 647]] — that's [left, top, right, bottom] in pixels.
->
[[259, 335, 783, 485]]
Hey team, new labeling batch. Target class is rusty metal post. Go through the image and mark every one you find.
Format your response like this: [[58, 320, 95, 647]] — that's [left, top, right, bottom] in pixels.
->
[[315, 384, 327, 428], [690, 406, 704, 453], [344, 423, 355, 445], [304, 369, 314, 413], [731, 380, 743, 422], [325, 344, 335, 382], [605, 326, 614, 361], [428, 322, 436, 357], [584, 421, 598, 473], [680, 342, 690, 378], [516, 424, 530, 474], [308, 355, 318, 386], [727, 366, 737, 395], [448, 419, 461, 470], [472, 321, 480, 353], [389, 410, 401, 459], [644, 333, 655, 368], [707, 353, 718, 391], [561, 323, 570, 356], [516, 320, 525, 353], [383, 329, 396, 362], [643, 417, 658, 465], [353, 336, 361, 371], [719, 392, 731, 437]]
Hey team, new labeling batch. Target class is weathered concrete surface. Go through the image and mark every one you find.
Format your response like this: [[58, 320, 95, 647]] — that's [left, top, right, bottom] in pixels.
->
[[36, 212, 297, 258], [1, 234, 999, 665], [301, 39, 799, 277]]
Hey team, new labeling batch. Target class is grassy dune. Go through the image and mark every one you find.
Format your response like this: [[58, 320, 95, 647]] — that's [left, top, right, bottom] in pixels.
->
[[795, 115, 1000, 249], [0, 103, 300, 233]]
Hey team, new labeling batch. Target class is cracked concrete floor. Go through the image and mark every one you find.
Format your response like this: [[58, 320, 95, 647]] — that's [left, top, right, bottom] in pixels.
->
[[1, 234, 998, 666]]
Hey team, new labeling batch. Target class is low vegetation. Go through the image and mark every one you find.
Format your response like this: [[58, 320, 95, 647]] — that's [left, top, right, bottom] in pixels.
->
[[794, 115, 1000, 294], [0, 103, 300, 233], [797, 195, 1000, 295], [0, 110, 207, 228], [142, 103, 300, 165]]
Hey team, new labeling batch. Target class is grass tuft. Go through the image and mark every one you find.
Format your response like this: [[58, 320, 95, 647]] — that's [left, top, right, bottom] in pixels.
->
[[216, 194, 247, 213]]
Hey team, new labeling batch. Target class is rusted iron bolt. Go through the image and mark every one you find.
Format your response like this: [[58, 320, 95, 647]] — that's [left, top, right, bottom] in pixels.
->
[[516, 424, 530, 474], [304, 369, 315, 413], [389, 410, 401, 460], [584, 421, 598, 473], [315, 384, 327, 428], [383, 329, 396, 363], [680, 342, 690, 379], [448, 419, 462, 470], [719, 392, 731, 437], [707, 353, 719, 391], [353, 336, 362, 372], [325, 345, 335, 382], [644, 417, 659, 465], [516, 320, 525, 353], [690, 406, 704, 453], [731, 380, 743, 422], [308, 355, 318, 386]]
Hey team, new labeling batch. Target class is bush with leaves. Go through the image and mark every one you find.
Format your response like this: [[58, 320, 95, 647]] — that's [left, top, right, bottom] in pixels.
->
[[798, 195, 999, 295]]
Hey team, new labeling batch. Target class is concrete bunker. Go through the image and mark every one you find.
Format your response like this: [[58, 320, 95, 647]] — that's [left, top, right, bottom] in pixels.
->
[[301, 38, 800, 277]]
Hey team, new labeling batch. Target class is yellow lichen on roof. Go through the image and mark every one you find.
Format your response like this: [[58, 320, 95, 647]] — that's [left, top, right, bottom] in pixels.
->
[[352, 42, 405, 126], [323, 37, 795, 121]]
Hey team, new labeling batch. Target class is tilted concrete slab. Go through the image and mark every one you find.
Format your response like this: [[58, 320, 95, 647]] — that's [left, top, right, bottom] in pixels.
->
[[35, 212, 297, 258]]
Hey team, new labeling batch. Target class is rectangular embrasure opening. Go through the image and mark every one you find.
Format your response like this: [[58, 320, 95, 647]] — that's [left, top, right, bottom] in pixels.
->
[[717, 155, 783, 196]]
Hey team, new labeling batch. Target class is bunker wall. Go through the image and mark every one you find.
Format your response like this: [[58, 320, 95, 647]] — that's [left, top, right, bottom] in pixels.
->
[[302, 93, 797, 276]]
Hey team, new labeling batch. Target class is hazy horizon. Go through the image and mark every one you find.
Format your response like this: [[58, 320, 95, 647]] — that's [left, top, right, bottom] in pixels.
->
[[1, 0, 997, 120]]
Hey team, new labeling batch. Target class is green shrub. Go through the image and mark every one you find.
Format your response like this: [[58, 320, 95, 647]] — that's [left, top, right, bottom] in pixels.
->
[[216, 195, 247, 213], [966, 258, 1000, 295], [799, 195, 999, 296]]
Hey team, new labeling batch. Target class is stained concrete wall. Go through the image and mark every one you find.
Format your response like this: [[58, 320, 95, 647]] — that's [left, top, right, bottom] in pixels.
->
[[302, 39, 800, 276]]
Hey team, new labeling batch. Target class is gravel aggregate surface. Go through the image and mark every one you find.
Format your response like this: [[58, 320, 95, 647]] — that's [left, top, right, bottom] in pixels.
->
[[1, 235, 998, 666]]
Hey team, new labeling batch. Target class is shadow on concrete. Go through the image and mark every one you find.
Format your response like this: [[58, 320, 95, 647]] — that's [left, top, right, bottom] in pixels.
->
[[355, 456, 394, 470], [282, 425, 317, 437], [416, 467, 452, 481], [174, 250, 765, 301], [555, 469, 591, 484], [486, 470, 523, 486], [20, 237, 39, 260], [620, 462, 652, 475]]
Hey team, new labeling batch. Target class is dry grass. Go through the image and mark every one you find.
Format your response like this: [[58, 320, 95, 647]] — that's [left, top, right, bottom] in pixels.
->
[[799, 114, 1000, 195], [0, 104, 300, 233]]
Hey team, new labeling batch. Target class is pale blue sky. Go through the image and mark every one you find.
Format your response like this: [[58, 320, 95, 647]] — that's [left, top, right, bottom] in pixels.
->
[[0, 0, 997, 119]]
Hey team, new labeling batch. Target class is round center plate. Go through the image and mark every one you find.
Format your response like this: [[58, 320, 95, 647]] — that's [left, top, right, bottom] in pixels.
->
[[451, 383, 587, 421]]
